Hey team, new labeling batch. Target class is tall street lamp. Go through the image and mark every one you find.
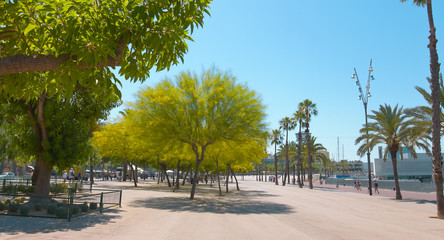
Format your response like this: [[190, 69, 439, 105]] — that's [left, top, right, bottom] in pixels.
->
[[351, 59, 375, 196]]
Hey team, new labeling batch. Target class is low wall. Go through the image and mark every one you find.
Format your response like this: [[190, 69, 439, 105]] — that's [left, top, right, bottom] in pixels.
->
[[325, 178, 437, 193]]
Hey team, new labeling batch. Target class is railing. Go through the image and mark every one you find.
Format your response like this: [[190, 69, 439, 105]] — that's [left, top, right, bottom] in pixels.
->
[[0, 187, 122, 221]]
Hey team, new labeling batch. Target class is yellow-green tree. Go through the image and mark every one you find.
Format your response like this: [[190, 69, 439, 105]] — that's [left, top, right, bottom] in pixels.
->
[[132, 69, 267, 199], [92, 119, 141, 187]]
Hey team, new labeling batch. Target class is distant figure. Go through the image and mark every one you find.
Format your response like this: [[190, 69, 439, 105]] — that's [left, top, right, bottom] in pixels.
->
[[68, 168, 75, 183], [374, 181, 379, 194], [62, 170, 67, 183], [336, 182, 339, 188], [356, 180, 361, 191], [354, 180, 357, 188]]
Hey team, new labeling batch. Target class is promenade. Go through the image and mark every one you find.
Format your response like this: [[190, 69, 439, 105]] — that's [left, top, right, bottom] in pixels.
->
[[0, 177, 442, 240]]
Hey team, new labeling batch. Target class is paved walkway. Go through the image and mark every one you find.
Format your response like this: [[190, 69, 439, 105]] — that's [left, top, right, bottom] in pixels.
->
[[0, 177, 443, 240]]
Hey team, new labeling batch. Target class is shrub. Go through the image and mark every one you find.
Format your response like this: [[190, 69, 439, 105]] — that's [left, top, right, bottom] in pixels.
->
[[1, 185, 15, 194], [89, 202, 98, 210], [50, 183, 68, 195], [81, 204, 88, 212], [3, 198, 11, 205], [47, 204, 57, 215], [17, 185, 34, 194], [19, 205, 30, 215], [61, 199, 68, 204], [19, 197, 27, 203], [56, 202, 66, 208], [72, 205, 80, 214], [56, 207, 67, 218], [83, 201, 88, 205], [0, 202, 5, 211], [14, 198, 21, 203], [8, 202, 19, 212], [34, 203, 42, 211]]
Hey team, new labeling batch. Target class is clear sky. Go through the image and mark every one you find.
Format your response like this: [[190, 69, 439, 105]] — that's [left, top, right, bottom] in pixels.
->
[[110, 0, 444, 162]]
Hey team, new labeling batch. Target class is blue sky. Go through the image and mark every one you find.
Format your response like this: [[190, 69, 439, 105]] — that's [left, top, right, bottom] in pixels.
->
[[110, 0, 444, 162]]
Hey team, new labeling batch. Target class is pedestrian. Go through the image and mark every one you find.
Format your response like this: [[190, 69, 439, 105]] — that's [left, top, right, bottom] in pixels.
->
[[357, 180, 361, 191], [354, 180, 357, 189], [374, 181, 379, 194], [62, 170, 67, 183], [336, 181, 339, 188], [68, 168, 75, 183]]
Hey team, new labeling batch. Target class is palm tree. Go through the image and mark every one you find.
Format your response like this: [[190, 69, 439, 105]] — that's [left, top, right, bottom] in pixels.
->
[[300, 99, 318, 189], [355, 104, 430, 200], [293, 108, 306, 188], [401, 0, 443, 218], [404, 74, 444, 135], [280, 117, 295, 186], [269, 129, 283, 185]]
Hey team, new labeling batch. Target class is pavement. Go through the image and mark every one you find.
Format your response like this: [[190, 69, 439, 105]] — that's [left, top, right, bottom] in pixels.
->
[[0, 177, 443, 240]]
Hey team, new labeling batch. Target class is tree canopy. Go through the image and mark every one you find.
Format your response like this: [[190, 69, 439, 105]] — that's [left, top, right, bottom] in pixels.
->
[[131, 69, 267, 199]]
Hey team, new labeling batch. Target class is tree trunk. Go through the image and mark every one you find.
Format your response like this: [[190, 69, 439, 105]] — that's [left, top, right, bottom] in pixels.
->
[[182, 165, 191, 186], [306, 127, 313, 189], [274, 143, 279, 185], [425, 0, 444, 219], [292, 164, 296, 185], [229, 165, 240, 191], [390, 152, 402, 200], [284, 128, 289, 186], [122, 163, 127, 181], [297, 128, 302, 188], [173, 159, 181, 191], [31, 157, 52, 202], [163, 164, 171, 187], [190, 145, 206, 200], [216, 160, 222, 196], [90, 163, 94, 184], [225, 165, 230, 193], [129, 163, 137, 187]]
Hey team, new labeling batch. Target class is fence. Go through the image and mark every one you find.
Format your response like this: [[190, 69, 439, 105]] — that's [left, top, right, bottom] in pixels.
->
[[0, 185, 122, 221]]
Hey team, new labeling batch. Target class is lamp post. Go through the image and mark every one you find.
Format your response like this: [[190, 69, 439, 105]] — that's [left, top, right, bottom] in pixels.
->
[[351, 59, 375, 196]]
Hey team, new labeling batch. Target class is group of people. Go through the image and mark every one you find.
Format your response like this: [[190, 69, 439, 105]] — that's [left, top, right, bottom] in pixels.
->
[[62, 168, 76, 183]]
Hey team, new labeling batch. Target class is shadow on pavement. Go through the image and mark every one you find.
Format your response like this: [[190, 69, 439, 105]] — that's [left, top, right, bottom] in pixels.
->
[[128, 196, 293, 215], [0, 209, 123, 236]]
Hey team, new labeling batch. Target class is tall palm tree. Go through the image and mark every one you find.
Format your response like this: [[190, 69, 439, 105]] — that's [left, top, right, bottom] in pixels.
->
[[355, 104, 430, 200], [404, 74, 444, 135], [401, 0, 443, 219], [269, 129, 283, 185], [280, 117, 295, 186], [293, 108, 306, 188], [300, 99, 318, 189]]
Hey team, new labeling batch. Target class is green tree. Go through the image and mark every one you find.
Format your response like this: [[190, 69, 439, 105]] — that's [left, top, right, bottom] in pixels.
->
[[293, 106, 306, 187], [355, 104, 430, 200], [400, 0, 443, 218], [299, 99, 318, 189], [0, 1, 211, 80], [279, 116, 295, 186], [269, 129, 283, 185], [131, 69, 267, 199]]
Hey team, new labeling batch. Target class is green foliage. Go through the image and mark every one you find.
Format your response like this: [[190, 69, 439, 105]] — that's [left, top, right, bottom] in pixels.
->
[[3, 198, 11, 205], [19, 205, 30, 215], [0, 0, 212, 98], [56, 207, 67, 218], [47, 203, 57, 215], [89, 202, 98, 210], [0, 202, 5, 211], [34, 203, 42, 211], [72, 205, 80, 215], [17, 185, 35, 194], [8, 202, 19, 212], [81, 203, 88, 212]]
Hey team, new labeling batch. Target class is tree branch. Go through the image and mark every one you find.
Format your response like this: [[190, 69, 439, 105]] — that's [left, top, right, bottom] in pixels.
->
[[0, 36, 126, 76]]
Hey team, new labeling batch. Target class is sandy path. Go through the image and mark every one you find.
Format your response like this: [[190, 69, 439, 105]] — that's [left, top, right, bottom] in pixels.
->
[[1, 177, 443, 240]]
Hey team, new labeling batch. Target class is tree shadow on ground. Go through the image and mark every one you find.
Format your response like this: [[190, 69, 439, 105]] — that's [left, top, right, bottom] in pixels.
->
[[0, 208, 123, 236], [128, 195, 293, 215]]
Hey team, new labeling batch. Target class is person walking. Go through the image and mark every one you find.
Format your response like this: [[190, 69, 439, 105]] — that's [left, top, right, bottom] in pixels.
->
[[374, 181, 380, 194], [62, 170, 68, 183], [68, 168, 75, 183], [356, 180, 361, 191]]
